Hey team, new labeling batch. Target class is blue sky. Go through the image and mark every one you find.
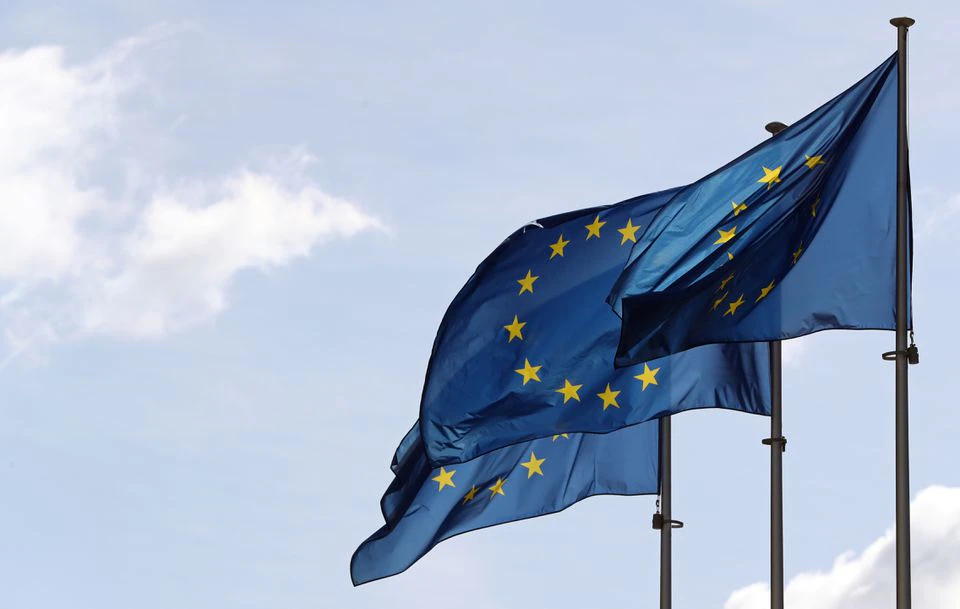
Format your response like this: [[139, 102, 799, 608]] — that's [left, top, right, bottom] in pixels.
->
[[0, 2, 959, 608]]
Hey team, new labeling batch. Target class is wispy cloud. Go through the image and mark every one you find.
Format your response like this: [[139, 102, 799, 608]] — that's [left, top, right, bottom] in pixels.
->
[[0, 31, 381, 362], [725, 485, 960, 609]]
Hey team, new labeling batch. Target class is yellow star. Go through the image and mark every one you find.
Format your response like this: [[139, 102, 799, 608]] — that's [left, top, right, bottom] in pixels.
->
[[552, 433, 570, 441], [715, 226, 737, 245], [617, 219, 641, 245], [503, 315, 526, 342], [758, 165, 782, 189], [520, 452, 546, 478], [462, 485, 479, 504], [431, 466, 456, 491], [711, 291, 728, 311], [811, 196, 820, 218], [727, 251, 735, 261], [633, 363, 660, 391], [724, 294, 745, 317], [804, 154, 826, 169], [585, 215, 606, 240], [549, 234, 570, 259], [792, 243, 804, 265], [517, 269, 539, 294], [555, 379, 582, 404], [756, 280, 776, 302], [488, 477, 506, 498], [514, 358, 542, 385], [731, 201, 748, 216], [718, 272, 735, 291], [597, 383, 621, 411]]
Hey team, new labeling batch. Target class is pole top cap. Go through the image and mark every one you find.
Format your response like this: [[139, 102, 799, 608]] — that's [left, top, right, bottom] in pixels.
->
[[890, 17, 915, 28], [765, 121, 788, 135]]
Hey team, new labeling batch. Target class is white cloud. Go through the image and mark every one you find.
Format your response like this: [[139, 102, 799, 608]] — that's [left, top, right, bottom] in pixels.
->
[[82, 161, 381, 338], [0, 32, 381, 358], [725, 485, 960, 609]]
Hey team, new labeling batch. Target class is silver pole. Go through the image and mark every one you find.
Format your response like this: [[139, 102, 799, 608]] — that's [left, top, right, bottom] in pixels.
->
[[890, 16, 915, 609]]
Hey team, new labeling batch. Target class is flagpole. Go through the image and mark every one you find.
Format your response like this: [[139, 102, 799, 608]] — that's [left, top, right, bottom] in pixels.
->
[[764, 120, 789, 609], [890, 16, 916, 609], [657, 416, 673, 609], [653, 416, 683, 609]]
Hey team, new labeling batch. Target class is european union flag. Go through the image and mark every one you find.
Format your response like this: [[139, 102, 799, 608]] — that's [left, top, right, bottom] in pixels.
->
[[419, 188, 771, 466], [608, 55, 908, 366], [351, 420, 659, 585]]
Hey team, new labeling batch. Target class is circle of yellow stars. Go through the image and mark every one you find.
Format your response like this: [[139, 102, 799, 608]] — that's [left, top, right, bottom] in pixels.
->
[[506, 211, 664, 416], [708, 151, 827, 320]]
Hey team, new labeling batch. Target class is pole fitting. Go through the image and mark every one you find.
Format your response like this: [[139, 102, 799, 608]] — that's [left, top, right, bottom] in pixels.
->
[[881, 344, 919, 365], [762, 436, 788, 452], [652, 512, 684, 530], [765, 121, 788, 135], [890, 17, 916, 28]]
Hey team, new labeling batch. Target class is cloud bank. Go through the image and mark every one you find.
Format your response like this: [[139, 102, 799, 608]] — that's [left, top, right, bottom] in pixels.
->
[[725, 485, 960, 609], [0, 31, 380, 360]]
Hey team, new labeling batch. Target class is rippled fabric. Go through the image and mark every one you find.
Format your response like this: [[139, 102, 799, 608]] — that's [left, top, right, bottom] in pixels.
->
[[351, 421, 658, 585], [418, 187, 770, 466], [608, 54, 907, 366]]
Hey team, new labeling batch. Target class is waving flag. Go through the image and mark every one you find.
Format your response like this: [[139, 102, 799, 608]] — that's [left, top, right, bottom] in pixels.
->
[[419, 188, 771, 466], [351, 421, 659, 585], [608, 54, 908, 366]]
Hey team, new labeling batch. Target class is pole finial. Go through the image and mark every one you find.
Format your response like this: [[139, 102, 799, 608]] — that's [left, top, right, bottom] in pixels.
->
[[765, 121, 788, 135], [890, 17, 915, 28]]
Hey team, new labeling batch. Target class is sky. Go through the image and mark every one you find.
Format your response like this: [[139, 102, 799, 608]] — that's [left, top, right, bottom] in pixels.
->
[[0, 2, 958, 608]]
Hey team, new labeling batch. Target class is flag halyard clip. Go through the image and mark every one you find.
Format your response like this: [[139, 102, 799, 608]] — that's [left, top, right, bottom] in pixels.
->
[[651, 512, 684, 530], [762, 436, 788, 452], [882, 333, 919, 365]]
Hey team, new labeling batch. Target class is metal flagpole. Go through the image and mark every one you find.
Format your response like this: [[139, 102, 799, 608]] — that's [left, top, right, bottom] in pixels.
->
[[654, 416, 682, 609], [763, 120, 788, 609], [889, 16, 916, 609], [660, 417, 672, 609]]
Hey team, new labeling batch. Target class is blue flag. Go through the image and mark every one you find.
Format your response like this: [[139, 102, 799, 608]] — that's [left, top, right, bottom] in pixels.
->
[[419, 188, 771, 466], [608, 55, 908, 366], [351, 420, 659, 585]]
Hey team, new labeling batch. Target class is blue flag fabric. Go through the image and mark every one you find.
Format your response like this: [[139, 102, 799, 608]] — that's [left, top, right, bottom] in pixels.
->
[[608, 55, 908, 366], [351, 420, 659, 585], [419, 188, 771, 466]]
